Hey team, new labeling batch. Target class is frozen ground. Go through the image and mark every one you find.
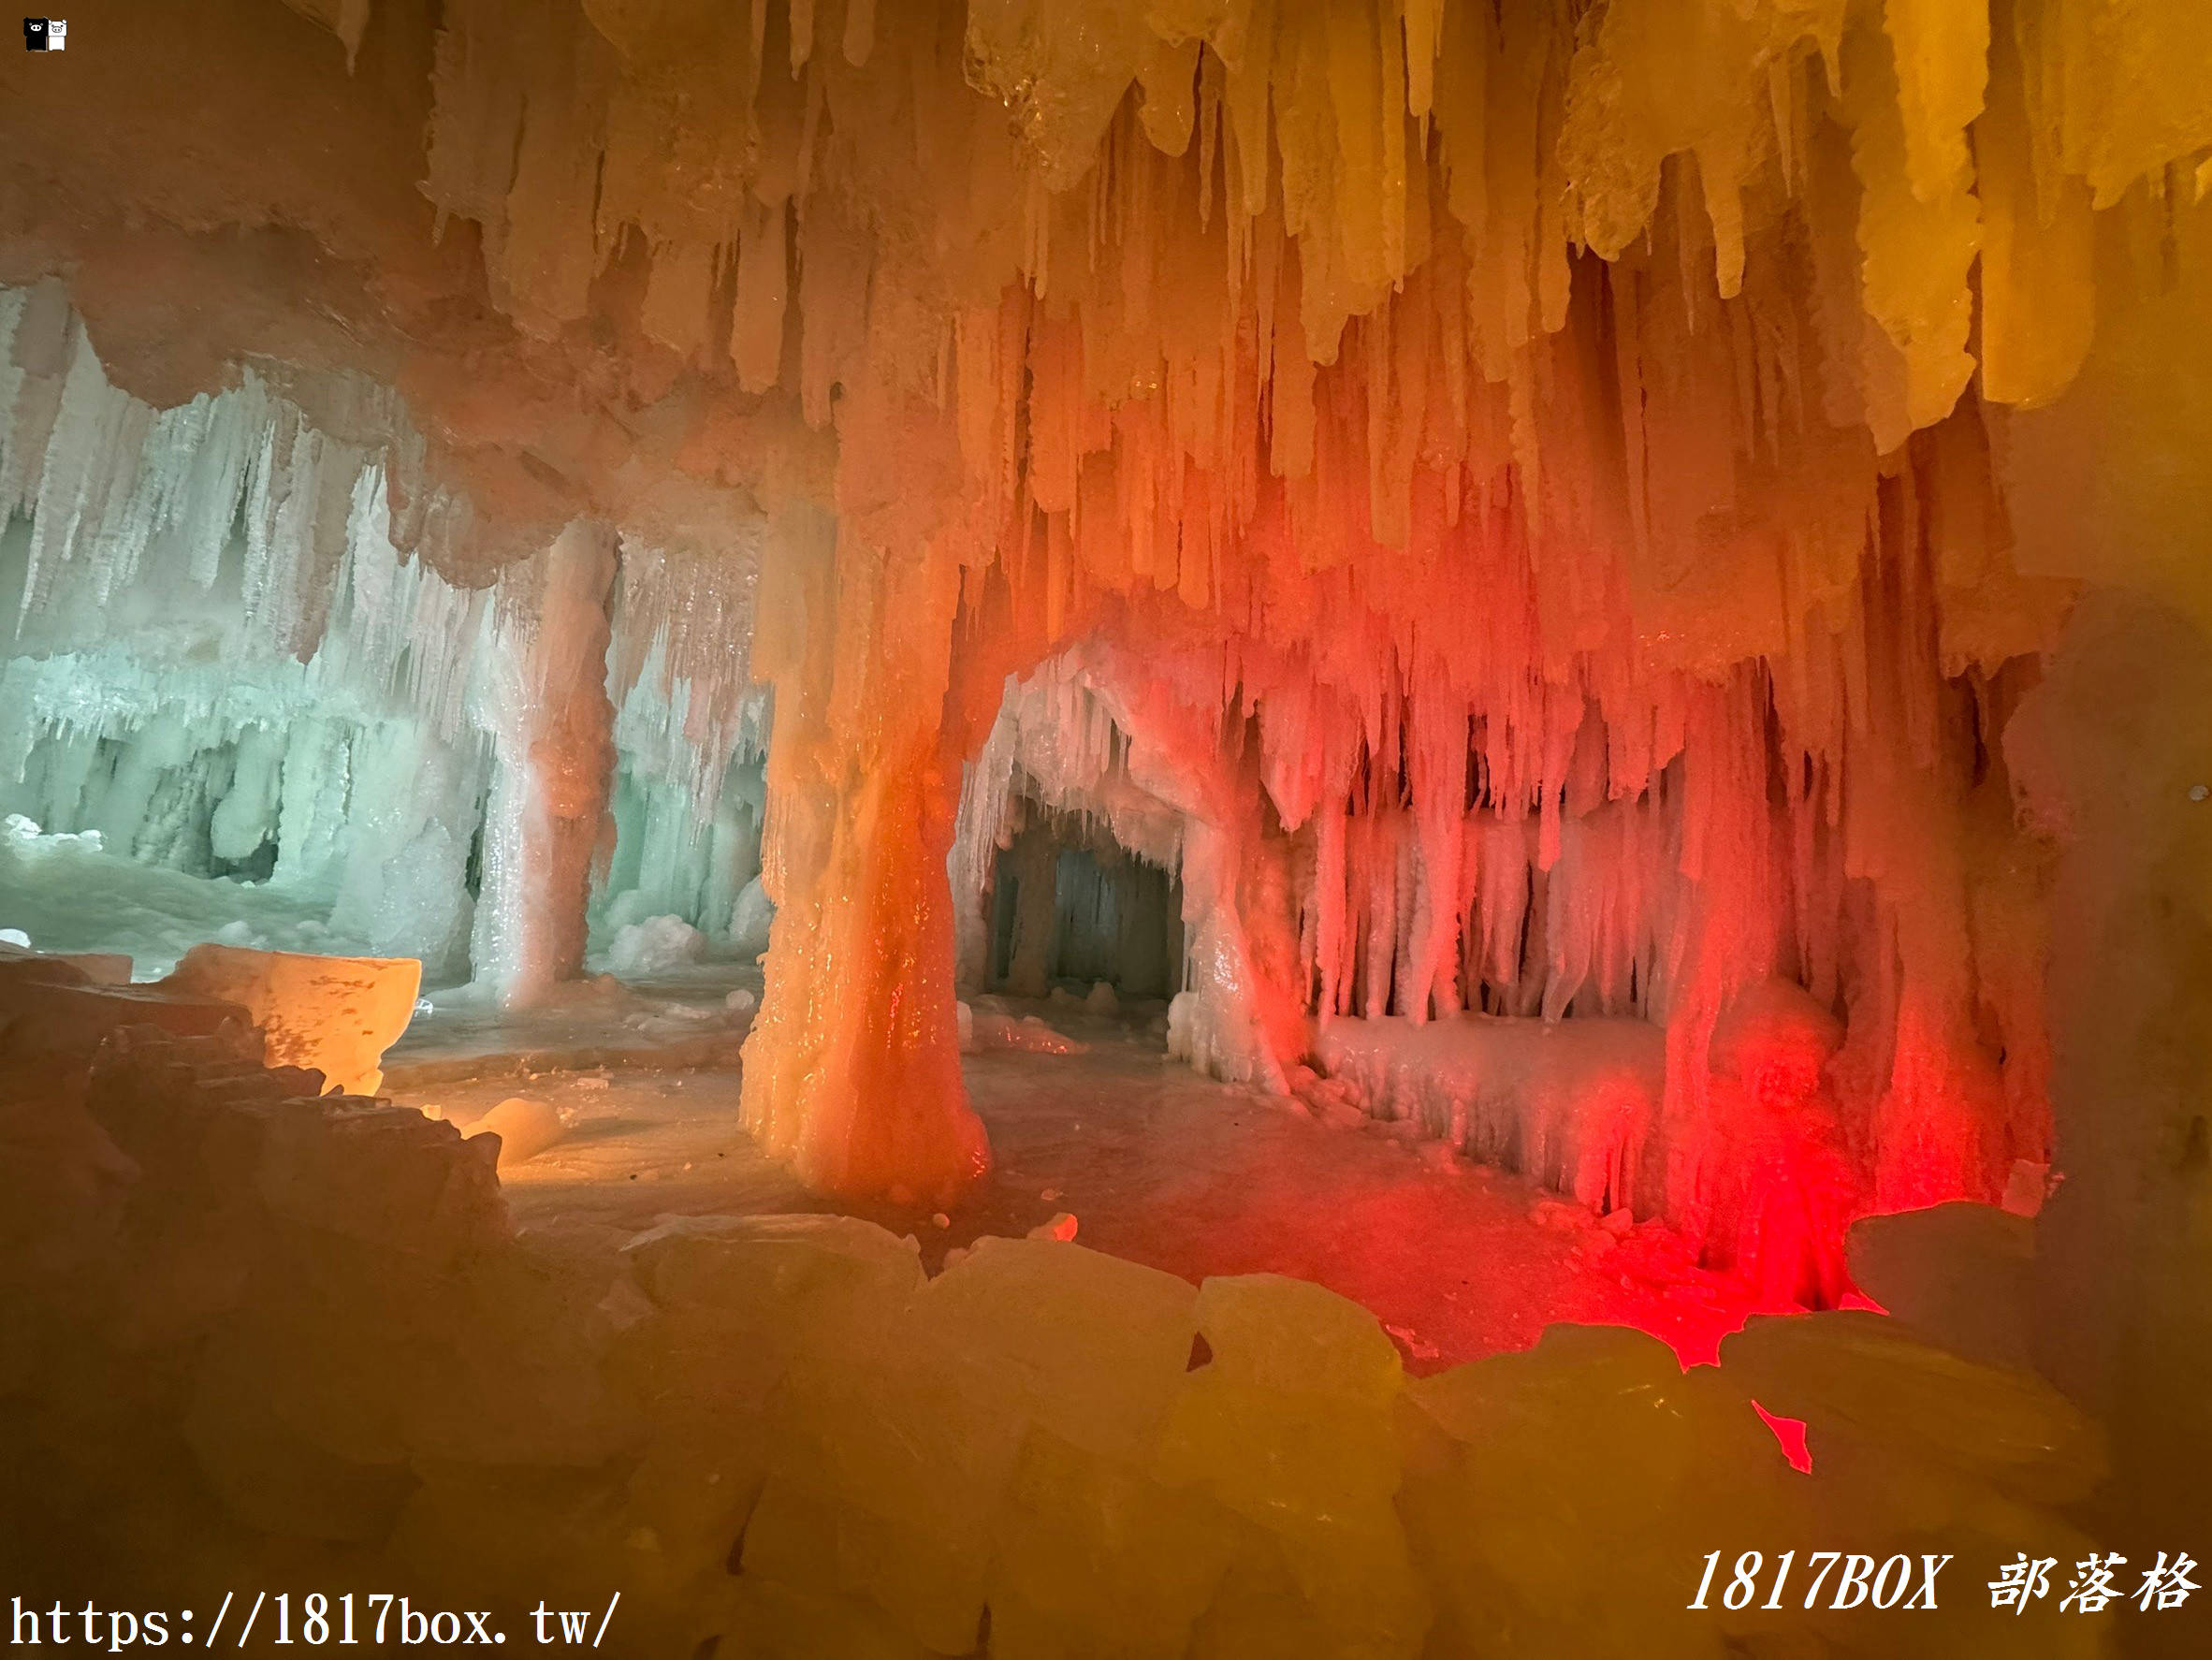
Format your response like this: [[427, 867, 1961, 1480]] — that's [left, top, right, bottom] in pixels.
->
[[386, 998, 1770, 1374], [386, 962, 758, 1085]]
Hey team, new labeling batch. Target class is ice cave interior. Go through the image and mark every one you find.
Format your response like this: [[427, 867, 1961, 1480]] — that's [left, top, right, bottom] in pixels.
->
[[1, 2, 2209, 1656]]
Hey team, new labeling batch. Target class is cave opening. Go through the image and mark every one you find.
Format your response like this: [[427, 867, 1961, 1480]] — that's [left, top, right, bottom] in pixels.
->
[[984, 808, 1184, 1008]]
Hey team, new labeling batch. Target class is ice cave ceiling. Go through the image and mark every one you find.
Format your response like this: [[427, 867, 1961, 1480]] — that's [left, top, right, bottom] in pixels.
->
[[2, 0, 2209, 1232]]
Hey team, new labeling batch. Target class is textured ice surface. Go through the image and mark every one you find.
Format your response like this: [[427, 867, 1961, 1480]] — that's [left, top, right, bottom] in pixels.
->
[[1315, 1012, 1666, 1215], [1313, 983, 1873, 1298], [0, 813, 370, 980], [728, 877, 777, 960], [160, 941, 419, 1096], [459, 1094, 566, 1168], [607, 913, 708, 978]]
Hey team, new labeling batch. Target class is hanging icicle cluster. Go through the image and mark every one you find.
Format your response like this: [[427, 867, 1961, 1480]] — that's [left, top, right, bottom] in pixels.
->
[[242, 2, 2208, 1242]]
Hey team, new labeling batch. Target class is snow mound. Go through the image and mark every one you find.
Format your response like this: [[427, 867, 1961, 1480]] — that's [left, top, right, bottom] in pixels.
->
[[607, 913, 707, 977], [970, 1010, 1087, 1055]]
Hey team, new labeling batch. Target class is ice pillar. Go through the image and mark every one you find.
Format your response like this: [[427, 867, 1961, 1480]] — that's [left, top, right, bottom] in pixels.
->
[[1078, 653, 1305, 1092], [1166, 817, 1295, 1092], [739, 505, 989, 1205], [470, 522, 618, 1007]]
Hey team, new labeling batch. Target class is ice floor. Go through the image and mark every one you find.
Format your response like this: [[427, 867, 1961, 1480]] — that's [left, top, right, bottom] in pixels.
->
[[386, 992, 1770, 1374]]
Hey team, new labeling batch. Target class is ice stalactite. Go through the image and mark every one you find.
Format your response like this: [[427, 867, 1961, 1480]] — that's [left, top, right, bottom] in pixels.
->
[[943, 488, 2060, 1288], [953, 661, 1185, 1003], [468, 521, 618, 1007]]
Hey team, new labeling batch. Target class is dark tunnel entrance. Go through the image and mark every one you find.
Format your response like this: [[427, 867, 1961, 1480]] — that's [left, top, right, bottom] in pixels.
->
[[986, 808, 1183, 1003]]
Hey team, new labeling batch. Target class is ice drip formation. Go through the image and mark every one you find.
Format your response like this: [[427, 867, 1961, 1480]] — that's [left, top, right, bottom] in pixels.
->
[[1, 0, 2209, 1652]]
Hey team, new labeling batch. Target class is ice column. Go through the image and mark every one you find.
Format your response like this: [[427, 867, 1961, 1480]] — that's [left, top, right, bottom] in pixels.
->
[[1167, 816, 1296, 1092], [1082, 658, 1303, 1093], [739, 504, 988, 1205], [469, 522, 618, 1007]]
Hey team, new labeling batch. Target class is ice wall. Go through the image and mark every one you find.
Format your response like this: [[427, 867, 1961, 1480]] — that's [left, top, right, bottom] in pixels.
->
[[2009, 591, 2212, 1551], [597, 533, 774, 951], [0, 283, 770, 993], [0, 281, 498, 978]]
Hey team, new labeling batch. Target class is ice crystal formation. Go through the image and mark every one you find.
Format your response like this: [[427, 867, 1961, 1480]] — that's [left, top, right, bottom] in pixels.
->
[[1, 6, 2209, 1638]]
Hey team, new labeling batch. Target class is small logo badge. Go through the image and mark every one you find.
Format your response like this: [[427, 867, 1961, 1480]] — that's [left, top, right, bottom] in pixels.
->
[[22, 16, 64, 50]]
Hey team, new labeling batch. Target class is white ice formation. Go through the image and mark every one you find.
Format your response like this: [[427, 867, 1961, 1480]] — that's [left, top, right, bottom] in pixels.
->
[[0, 283, 770, 997]]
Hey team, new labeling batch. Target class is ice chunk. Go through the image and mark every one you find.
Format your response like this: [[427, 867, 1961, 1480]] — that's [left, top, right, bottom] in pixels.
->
[[623, 1214, 926, 1358], [606, 912, 706, 977], [461, 1095, 565, 1168], [986, 1429, 1244, 1660], [1844, 1202, 2035, 1372], [968, 1009, 1086, 1054], [1153, 1274, 1429, 1656], [917, 1237, 1197, 1463], [1719, 1311, 2105, 1507], [159, 942, 419, 1096], [1404, 1325, 1793, 1655]]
